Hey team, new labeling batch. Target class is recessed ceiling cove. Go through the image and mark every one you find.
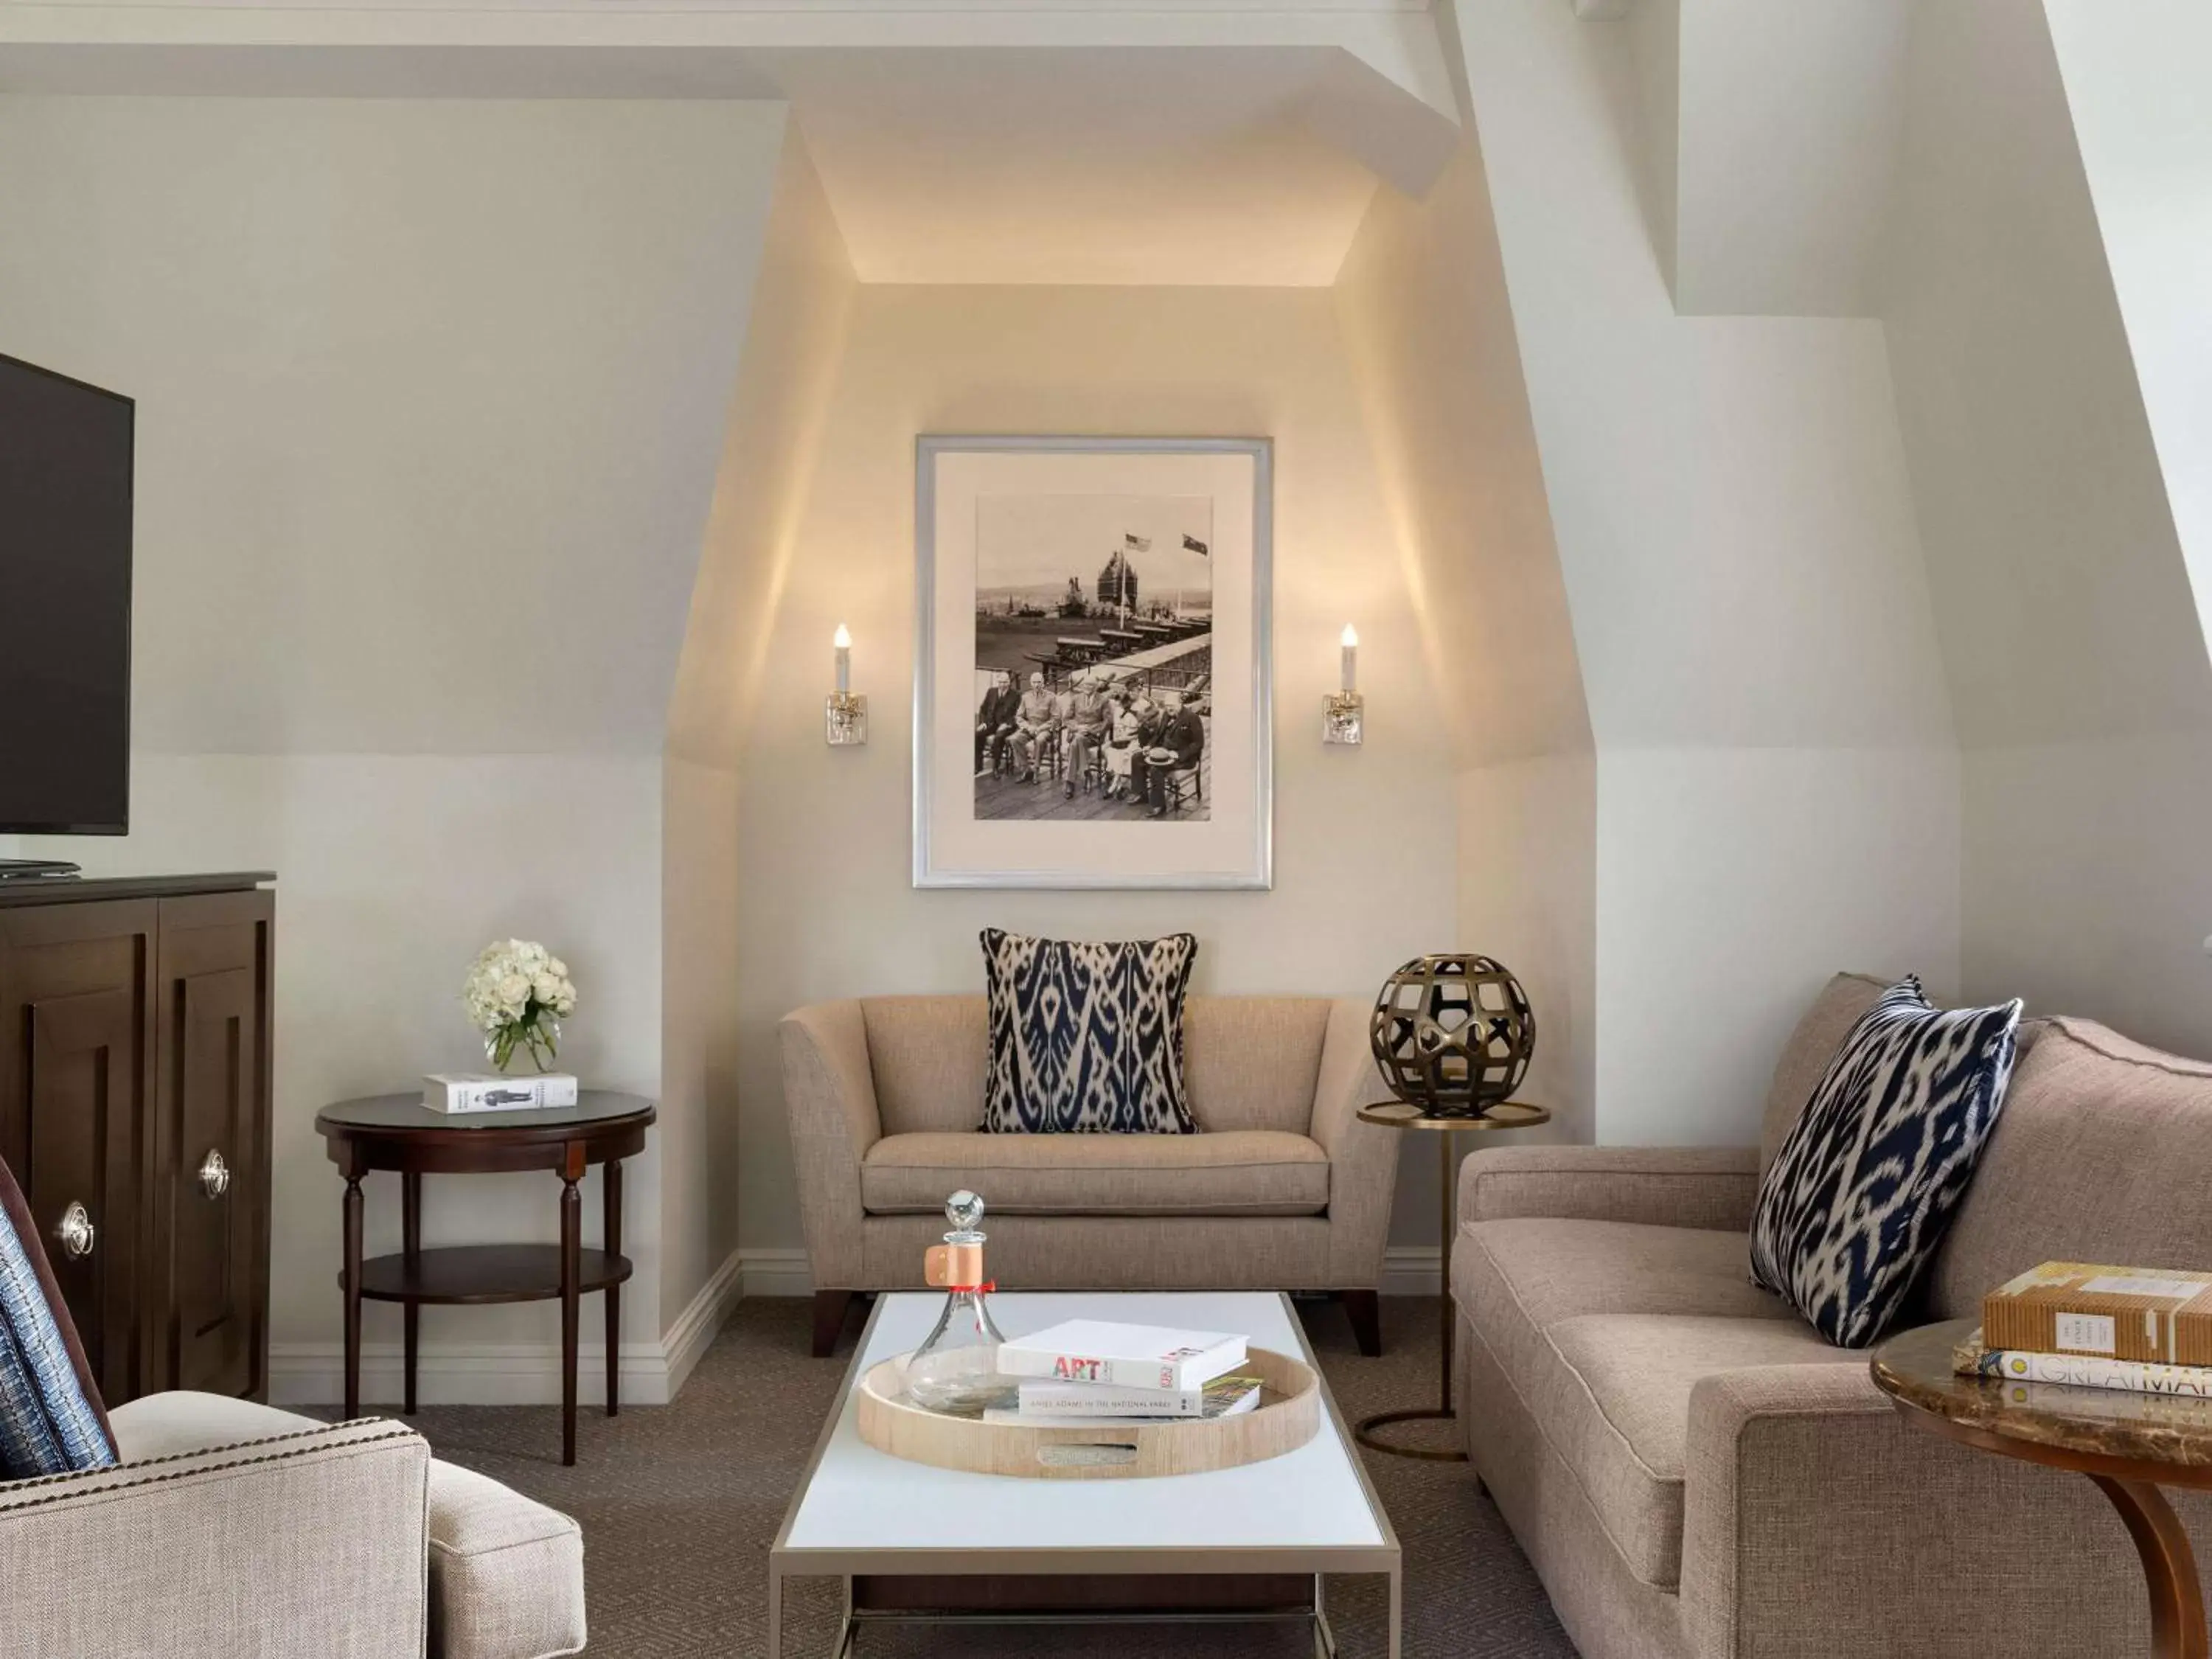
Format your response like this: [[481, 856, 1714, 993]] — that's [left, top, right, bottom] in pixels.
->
[[772, 48, 1392, 285]]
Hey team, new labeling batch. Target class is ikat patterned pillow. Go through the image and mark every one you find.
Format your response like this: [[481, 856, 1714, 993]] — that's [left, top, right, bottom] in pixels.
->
[[980, 929, 1200, 1134], [1749, 977, 2023, 1349]]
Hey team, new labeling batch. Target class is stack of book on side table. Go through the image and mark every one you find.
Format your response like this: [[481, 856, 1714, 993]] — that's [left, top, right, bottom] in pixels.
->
[[1953, 1261, 2212, 1399], [984, 1318, 1265, 1425]]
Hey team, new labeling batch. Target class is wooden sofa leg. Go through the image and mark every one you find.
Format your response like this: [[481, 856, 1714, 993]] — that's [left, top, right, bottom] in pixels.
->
[[1340, 1289, 1382, 1357], [812, 1290, 854, 1357]]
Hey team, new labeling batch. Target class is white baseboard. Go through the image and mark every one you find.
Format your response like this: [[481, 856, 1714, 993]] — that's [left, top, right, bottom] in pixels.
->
[[723, 1245, 1446, 1300], [1381, 1245, 1442, 1298], [659, 1247, 748, 1400], [268, 1246, 745, 1409], [737, 1247, 813, 1298]]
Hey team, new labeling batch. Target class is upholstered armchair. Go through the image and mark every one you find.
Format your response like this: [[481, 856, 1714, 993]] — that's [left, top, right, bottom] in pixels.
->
[[0, 1389, 587, 1658]]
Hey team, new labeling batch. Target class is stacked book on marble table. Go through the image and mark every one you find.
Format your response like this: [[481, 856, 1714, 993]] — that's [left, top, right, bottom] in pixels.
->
[[985, 1318, 1265, 1425], [1952, 1262, 2212, 1399]]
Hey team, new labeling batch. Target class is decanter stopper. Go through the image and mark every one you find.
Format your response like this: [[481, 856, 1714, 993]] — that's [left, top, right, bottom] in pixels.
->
[[925, 1190, 989, 1290]]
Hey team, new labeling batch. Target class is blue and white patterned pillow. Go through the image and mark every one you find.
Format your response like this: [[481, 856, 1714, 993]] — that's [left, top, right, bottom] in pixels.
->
[[0, 1173, 116, 1479], [1749, 977, 2023, 1349], [980, 929, 1199, 1134]]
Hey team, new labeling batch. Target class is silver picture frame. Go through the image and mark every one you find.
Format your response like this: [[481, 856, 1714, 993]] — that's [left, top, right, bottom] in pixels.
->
[[914, 434, 1273, 889]]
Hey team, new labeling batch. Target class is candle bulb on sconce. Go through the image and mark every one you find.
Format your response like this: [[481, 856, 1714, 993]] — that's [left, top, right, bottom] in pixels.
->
[[827, 623, 866, 746], [1326, 623, 1365, 747]]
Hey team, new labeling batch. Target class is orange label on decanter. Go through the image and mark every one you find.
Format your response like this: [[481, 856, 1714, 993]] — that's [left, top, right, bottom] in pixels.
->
[[925, 1241, 984, 1288]]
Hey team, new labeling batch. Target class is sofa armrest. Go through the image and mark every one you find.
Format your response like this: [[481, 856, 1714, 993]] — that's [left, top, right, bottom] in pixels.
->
[[0, 1418, 431, 1658], [1310, 997, 1395, 1287], [779, 999, 883, 1291], [1458, 1144, 1759, 1231], [1680, 1358, 2177, 1659]]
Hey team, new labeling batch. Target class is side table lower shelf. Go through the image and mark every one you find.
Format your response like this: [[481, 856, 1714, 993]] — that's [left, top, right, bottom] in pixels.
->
[[348, 1245, 635, 1305]]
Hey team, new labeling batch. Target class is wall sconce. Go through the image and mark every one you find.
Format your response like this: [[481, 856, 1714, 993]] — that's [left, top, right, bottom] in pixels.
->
[[827, 623, 867, 745], [1324, 624, 1363, 745]]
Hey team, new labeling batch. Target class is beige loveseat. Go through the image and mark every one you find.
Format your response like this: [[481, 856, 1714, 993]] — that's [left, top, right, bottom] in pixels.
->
[[1454, 971, 2212, 1658], [780, 995, 1394, 1355], [1, 1391, 585, 1657]]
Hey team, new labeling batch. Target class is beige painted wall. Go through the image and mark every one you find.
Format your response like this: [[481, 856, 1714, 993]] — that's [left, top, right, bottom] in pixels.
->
[[661, 128, 857, 1329], [1335, 136, 1596, 1171], [734, 282, 1463, 1256], [1, 94, 788, 1399]]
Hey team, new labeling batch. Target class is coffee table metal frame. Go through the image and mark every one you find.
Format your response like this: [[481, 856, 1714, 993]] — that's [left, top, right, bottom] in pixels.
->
[[1352, 1099, 1552, 1461], [768, 1290, 1402, 1658]]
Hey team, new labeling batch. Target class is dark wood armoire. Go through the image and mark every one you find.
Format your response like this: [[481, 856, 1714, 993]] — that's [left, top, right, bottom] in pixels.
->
[[0, 873, 274, 1405]]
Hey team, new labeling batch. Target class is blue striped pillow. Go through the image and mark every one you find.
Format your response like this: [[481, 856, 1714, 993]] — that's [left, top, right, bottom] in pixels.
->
[[0, 1185, 116, 1479], [1749, 977, 2023, 1349]]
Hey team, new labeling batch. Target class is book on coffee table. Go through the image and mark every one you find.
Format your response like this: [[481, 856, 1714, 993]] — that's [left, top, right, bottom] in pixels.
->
[[982, 1373, 1265, 1423], [998, 1318, 1247, 1391]]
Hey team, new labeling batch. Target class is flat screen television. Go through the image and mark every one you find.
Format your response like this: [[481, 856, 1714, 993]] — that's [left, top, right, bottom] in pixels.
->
[[0, 352, 133, 836]]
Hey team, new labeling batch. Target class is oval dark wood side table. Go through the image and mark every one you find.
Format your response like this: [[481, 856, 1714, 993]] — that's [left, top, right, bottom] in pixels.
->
[[1353, 1099, 1551, 1461], [1873, 1318, 2212, 1658], [316, 1091, 655, 1466]]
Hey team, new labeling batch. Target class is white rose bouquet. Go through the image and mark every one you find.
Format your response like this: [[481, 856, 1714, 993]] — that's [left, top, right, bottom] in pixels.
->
[[464, 939, 577, 1074]]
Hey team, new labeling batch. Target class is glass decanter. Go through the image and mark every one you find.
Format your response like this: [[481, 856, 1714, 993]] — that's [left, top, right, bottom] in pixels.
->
[[902, 1190, 1020, 1416]]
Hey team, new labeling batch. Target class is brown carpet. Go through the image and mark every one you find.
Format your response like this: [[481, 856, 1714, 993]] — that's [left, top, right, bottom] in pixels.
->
[[389, 1295, 1574, 1658]]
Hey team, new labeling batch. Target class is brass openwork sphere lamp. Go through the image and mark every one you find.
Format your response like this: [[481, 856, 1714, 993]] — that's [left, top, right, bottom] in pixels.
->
[[1369, 955, 1534, 1118]]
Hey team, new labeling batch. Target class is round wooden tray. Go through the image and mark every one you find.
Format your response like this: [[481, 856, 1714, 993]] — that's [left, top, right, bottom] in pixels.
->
[[855, 1346, 1321, 1481]]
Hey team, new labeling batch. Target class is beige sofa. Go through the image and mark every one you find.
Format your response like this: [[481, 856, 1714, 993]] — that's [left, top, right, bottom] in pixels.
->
[[1, 1391, 585, 1658], [1454, 971, 2212, 1658], [780, 994, 1394, 1355]]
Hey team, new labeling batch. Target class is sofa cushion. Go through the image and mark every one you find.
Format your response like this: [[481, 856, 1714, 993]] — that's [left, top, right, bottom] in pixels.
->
[[1453, 1219, 1795, 1419], [1759, 973, 1889, 1177], [1541, 1314, 1851, 1588], [1183, 998, 1331, 1133], [863, 996, 990, 1136], [981, 929, 1200, 1134], [858, 994, 1332, 1138], [1750, 978, 2022, 1347], [1930, 1017, 2212, 1321], [860, 1130, 1328, 1217]]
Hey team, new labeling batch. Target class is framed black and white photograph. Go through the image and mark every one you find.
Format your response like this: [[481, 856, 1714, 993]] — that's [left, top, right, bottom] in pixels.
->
[[914, 436, 1272, 888]]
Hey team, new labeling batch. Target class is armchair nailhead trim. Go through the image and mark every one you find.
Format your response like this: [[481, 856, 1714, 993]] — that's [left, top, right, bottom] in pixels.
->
[[0, 1420, 420, 1513]]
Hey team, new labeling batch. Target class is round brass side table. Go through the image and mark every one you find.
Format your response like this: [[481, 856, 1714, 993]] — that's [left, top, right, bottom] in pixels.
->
[[1354, 1099, 1552, 1461]]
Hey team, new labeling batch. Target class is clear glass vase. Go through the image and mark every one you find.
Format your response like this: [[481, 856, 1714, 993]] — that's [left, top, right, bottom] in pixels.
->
[[902, 1191, 1019, 1416], [486, 1015, 560, 1075]]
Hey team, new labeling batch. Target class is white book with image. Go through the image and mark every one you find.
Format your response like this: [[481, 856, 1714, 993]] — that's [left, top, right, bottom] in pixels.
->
[[985, 1373, 1264, 1424], [997, 1318, 1248, 1392]]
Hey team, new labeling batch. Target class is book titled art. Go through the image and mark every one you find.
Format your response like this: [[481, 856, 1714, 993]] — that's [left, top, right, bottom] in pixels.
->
[[998, 1319, 1248, 1393]]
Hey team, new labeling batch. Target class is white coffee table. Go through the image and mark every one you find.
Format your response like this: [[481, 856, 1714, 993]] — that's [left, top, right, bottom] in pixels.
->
[[769, 1290, 1401, 1657]]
